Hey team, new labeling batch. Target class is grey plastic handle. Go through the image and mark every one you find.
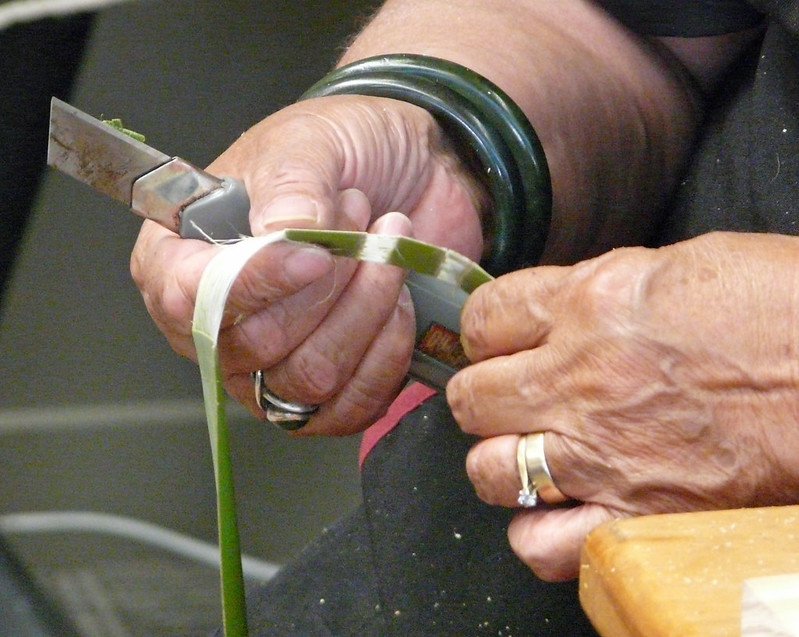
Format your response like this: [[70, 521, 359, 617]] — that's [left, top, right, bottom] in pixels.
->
[[405, 271, 469, 391], [180, 178, 252, 241]]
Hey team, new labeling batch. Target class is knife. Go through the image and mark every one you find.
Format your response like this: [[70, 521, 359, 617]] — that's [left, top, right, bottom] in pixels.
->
[[47, 97, 471, 392]]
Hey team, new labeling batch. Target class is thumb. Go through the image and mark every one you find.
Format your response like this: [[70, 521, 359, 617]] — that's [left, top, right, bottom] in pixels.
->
[[508, 503, 621, 581], [206, 104, 354, 235], [243, 138, 345, 235]]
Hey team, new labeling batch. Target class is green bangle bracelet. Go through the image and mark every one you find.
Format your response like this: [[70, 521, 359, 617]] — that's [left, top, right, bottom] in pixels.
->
[[302, 72, 523, 275], [300, 54, 552, 274]]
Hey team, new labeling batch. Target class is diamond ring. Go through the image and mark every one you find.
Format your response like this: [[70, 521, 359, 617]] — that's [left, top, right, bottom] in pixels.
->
[[517, 432, 567, 507]]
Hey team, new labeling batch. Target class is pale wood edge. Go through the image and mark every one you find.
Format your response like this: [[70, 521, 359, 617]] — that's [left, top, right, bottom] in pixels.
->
[[580, 522, 646, 637], [579, 508, 799, 637], [742, 573, 799, 637]]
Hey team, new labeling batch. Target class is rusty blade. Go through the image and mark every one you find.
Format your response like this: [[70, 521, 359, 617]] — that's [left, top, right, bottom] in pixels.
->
[[47, 97, 170, 205]]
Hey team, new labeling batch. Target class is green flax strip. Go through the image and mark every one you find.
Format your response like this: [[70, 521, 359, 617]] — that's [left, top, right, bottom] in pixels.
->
[[192, 230, 493, 636]]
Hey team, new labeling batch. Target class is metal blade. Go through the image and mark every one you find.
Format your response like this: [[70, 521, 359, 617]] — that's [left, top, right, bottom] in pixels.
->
[[47, 97, 170, 205]]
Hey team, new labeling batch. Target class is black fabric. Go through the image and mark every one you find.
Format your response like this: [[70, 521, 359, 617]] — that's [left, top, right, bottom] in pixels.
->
[[246, 394, 598, 636], [596, 0, 764, 36], [656, 14, 799, 243], [748, 0, 799, 33], [0, 14, 94, 310], [245, 507, 385, 636]]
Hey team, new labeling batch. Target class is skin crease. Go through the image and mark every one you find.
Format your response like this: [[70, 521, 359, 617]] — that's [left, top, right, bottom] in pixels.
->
[[449, 232, 799, 581], [130, 0, 792, 584]]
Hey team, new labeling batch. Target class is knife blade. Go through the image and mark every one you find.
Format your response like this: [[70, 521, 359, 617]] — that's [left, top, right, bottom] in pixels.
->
[[46, 98, 472, 391], [47, 97, 250, 241]]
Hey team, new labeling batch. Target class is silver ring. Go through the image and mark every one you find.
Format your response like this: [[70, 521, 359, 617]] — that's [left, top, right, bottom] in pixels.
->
[[253, 370, 319, 430], [517, 433, 567, 507]]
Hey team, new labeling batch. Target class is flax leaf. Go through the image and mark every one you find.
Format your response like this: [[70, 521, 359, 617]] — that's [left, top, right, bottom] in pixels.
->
[[191, 230, 492, 636]]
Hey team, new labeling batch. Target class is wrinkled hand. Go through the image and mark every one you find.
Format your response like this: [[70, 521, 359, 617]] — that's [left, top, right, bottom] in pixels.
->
[[447, 231, 799, 580], [131, 95, 485, 435]]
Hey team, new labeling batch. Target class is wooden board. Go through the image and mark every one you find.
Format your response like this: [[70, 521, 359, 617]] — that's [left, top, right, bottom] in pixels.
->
[[579, 506, 799, 637]]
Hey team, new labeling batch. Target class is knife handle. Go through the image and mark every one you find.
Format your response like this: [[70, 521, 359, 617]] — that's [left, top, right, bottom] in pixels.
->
[[405, 271, 469, 392], [179, 178, 252, 242]]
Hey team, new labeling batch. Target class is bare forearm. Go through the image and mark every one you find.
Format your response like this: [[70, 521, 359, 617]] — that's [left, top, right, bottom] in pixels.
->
[[341, 0, 701, 262]]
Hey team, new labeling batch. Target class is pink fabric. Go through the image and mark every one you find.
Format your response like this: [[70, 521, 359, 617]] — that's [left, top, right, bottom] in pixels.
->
[[358, 383, 438, 469]]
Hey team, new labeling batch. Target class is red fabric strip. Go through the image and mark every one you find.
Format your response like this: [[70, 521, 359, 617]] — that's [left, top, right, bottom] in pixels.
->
[[359, 383, 438, 469]]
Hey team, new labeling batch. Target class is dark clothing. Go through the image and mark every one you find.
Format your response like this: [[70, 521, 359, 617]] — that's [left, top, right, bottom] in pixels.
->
[[247, 2, 799, 635], [247, 393, 597, 637], [598, 0, 763, 36], [594, 0, 799, 244], [659, 18, 799, 243]]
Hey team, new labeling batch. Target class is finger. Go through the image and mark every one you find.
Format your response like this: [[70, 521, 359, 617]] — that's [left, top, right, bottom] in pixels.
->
[[214, 190, 377, 371], [218, 258, 354, 374], [131, 221, 218, 359], [133, 218, 340, 363], [466, 435, 524, 507], [226, 278, 415, 432], [460, 266, 567, 362], [301, 282, 416, 435], [262, 212, 412, 404], [221, 241, 337, 322], [215, 192, 374, 376], [447, 344, 574, 437], [466, 434, 570, 508], [508, 503, 621, 582], [207, 106, 347, 232]]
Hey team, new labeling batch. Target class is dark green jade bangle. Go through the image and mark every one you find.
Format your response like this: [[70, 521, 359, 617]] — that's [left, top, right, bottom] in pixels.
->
[[300, 54, 552, 275]]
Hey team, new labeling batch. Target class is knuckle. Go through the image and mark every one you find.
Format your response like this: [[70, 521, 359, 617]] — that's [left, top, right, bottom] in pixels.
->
[[288, 339, 342, 402], [460, 291, 493, 359], [331, 376, 390, 433], [224, 373, 263, 420], [575, 247, 653, 327], [129, 250, 145, 287], [465, 445, 504, 506], [446, 372, 480, 434], [379, 318, 415, 371], [154, 268, 195, 326], [230, 310, 288, 370], [235, 269, 291, 308]]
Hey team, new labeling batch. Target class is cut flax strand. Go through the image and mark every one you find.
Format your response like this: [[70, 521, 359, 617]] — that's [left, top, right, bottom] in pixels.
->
[[191, 229, 493, 636]]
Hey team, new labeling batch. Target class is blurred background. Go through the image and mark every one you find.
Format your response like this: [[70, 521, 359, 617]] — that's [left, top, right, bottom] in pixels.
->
[[0, 0, 378, 633]]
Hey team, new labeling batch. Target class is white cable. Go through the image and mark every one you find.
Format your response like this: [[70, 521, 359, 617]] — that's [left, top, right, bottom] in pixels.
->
[[0, 511, 281, 582], [0, 0, 135, 31]]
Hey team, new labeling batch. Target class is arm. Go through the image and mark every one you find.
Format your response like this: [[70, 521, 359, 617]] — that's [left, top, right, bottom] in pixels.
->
[[344, 0, 705, 262]]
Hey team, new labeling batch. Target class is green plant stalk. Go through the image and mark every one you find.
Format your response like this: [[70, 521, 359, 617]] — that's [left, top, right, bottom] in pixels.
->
[[194, 333, 247, 637], [102, 117, 146, 142], [191, 230, 493, 636]]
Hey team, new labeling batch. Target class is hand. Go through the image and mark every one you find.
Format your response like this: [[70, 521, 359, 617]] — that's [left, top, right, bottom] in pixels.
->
[[131, 95, 486, 435], [447, 231, 799, 580]]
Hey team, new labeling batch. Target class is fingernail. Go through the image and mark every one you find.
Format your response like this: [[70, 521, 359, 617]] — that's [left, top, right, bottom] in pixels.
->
[[372, 211, 412, 236], [460, 334, 474, 361], [283, 246, 333, 287], [397, 284, 413, 310], [258, 196, 319, 231]]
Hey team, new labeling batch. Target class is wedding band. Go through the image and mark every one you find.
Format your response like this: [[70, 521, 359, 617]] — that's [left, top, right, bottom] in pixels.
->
[[517, 433, 567, 507], [253, 370, 319, 431]]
